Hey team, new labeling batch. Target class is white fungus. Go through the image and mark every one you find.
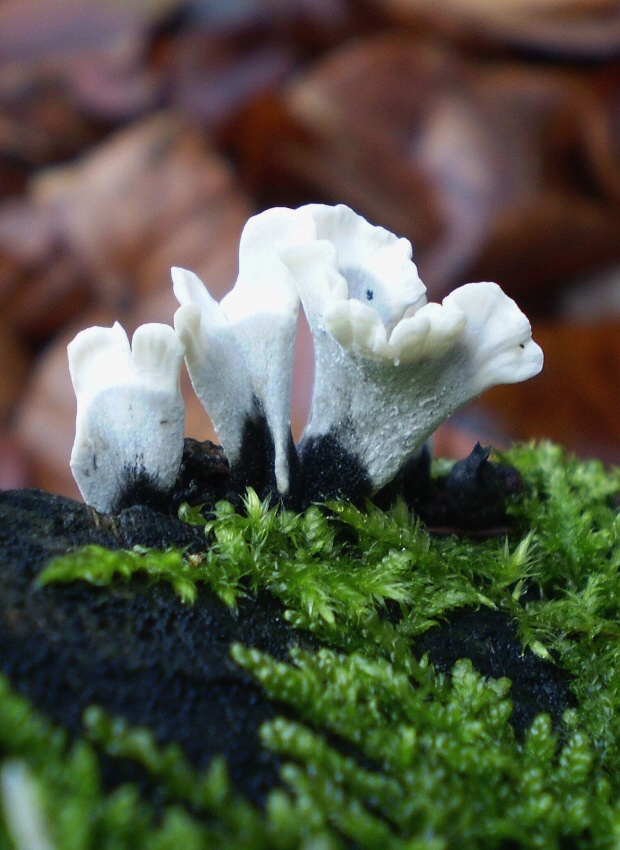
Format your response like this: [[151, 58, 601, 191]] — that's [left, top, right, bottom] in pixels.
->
[[172, 206, 315, 495], [280, 204, 544, 494], [68, 202, 543, 509], [68, 321, 185, 514]]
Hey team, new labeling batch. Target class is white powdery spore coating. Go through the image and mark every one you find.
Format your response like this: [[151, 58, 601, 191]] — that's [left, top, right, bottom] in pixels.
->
[[173, 207, 316, 494], [68, 322, 185, 513], [280, 204, 543, 492], [173, 266, 255, 465]]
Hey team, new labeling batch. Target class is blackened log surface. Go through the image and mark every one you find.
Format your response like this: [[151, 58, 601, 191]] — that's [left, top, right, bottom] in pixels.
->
[[169, 438, 230, 513], [0, 488, 313, 806], [413, 607, 576, 739], [0, 487, 575, 808]]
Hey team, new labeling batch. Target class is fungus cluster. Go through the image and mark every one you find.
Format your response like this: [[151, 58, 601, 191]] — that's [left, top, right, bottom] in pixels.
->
[[68, 204, 543, 514]]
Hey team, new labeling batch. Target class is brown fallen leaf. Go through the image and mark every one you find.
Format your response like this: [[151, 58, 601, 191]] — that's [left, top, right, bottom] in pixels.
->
[[0, 319, 32, 425], [0, 0, 181, 121], [0, 432, 31, 490], [0, 112, 248, 346], [373, 0, 620, 58], [30, 115, 235, 295]]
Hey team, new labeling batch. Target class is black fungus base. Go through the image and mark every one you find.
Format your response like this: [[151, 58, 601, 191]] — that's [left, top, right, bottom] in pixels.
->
[[298, 430, 373, 505], [167, 438, 521, 535]]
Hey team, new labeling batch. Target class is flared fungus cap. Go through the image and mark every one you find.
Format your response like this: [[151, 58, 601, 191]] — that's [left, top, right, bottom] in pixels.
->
[[68, 321, 185, 514], [281, 204, 543, 498]]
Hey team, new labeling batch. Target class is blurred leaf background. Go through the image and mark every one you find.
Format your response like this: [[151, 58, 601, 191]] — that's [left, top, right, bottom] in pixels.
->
[[1, 0, 619, 498]]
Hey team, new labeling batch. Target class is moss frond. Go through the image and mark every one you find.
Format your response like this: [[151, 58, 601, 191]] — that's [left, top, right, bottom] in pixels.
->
[[233, 646, 613, 848]]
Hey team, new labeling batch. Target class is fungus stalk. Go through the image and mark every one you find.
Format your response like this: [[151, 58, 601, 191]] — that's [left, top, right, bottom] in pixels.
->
[[173, 207, 315, 499]]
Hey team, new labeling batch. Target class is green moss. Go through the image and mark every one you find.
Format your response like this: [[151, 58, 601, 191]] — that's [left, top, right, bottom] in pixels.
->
[[5, 441, 620, 848], [0, 678, 287, 850], [232, 649, 618, 848]]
